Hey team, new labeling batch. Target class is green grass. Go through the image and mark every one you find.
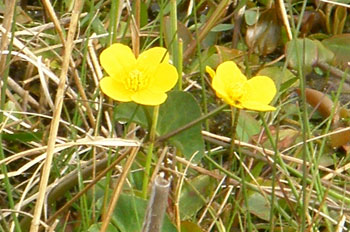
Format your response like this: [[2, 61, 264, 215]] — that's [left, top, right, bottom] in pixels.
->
[[1, 0, 350, 231]]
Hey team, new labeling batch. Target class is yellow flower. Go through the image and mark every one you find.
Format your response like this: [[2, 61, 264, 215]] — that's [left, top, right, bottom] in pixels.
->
[[99, 43, 178, 106], [206, 61, 276, 111]]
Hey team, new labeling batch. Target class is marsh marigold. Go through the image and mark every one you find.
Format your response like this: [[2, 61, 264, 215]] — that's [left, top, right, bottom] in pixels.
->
[[99, 43, 178, 106], [206, 61, 276, 111]]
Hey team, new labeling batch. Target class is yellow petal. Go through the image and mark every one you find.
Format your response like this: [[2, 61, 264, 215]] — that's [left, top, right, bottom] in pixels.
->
[[149, 63, 178, 92], [131, 89, 167, 106], [216, 61, 247, 86], [212, 75, 230, 100], [100, 43, 136, 79], [220, 96, 244, 109], [137, 47, 169, 68], [205, 66, 216, 79], [212, 61, 247, 101], [244, 76, 276, 104], [100, 76, 133, 102]]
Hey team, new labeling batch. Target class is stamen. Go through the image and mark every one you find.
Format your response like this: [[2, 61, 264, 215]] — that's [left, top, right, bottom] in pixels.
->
[[125, 69, 148, 92], [228, 82, 246, 103]]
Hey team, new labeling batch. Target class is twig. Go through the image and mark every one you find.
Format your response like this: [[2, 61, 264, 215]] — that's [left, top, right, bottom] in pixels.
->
[[142, 175, 170, 232], [317, 61, 350, 83]]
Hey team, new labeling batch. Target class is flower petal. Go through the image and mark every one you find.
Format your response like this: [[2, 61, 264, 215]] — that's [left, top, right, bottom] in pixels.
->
[[212, 61, 247, 101], [205, 66, 216, 79], [100, 76, 133, 102], [131, 89, 167, 106], [137, 47, 169, 67], [100, 43, 136, 79], [244, 75, 276, 104], [149, 63, 178, 92], [216, 61, 247, 86], [212, 76, 230, 100], [220, 96, 244, 109]]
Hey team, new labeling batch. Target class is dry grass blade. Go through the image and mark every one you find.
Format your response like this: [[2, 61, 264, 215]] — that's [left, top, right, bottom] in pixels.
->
[[202, 131, 350, 181], [0, 136, 140, 179], [0, 0, 16, 77], [41, 0, 66, 44], [30, 1, 84, 231], [100, 147, 140, 232]]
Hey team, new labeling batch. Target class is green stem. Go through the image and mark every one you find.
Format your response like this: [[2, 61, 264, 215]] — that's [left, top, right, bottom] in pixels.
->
[[177, 39, 183, 90], [170, 0, 179, 70], [0, 3, 22, 231], [228, 107, 240, 166], [142, 105, 160, 198]]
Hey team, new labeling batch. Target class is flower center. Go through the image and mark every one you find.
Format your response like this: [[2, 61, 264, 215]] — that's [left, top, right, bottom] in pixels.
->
[[228, 82, 246, 103], [125, 69, 148, 92]]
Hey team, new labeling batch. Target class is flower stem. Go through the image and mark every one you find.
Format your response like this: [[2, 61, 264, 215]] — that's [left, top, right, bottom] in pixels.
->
[[142, 105, 160, 198], [227, 107, 240, 168]]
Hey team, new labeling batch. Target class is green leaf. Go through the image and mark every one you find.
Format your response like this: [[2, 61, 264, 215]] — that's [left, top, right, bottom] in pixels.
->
[[2, 131, 43, 143], [90, 193, 176, 232], [157, 91, 204, 162], [322, 34, 350, 68], [211, 23, 234, 32], [91, 18, 108, 47], [115, 91, 205, 162], [179, 175, 215, 220], [88, 223, 119, 232], [246, 191, 271, 221], [115, 102, 151, 129], [181, 221, 204, 232], [236, 111, 260, 143], [256, 66, 297, 92], [112, 193, 176, 232], [286, 38, 317, 74], [245, 9, 259, 26], [286, 38, 334, 74]]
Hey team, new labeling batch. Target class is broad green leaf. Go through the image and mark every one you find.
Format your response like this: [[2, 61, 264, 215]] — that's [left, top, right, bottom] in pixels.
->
[[314, 39, 335, 65], [91, 18, 108, 47], [246, 191, 271, 221], [91, 193, 176, 232], [157, 91, 204, 162], [256, 66, 297, 91], [211, 23, 234, 32], [245, 9, 259, 26], [236, 111, 260, 143], [112, 194, 177, 232], [181, 221, 204, 232], [115, 102, 151, 129], [115, 91, 205, 161], [322, 34, 350, 68], [179, 175, 215, 220], [286, 38, 333, 74], [285, 38, 317, 73], [88, 223, 119, 232]]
